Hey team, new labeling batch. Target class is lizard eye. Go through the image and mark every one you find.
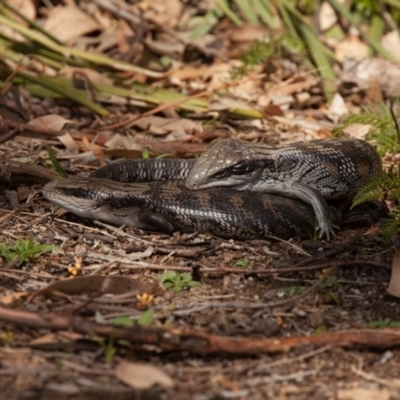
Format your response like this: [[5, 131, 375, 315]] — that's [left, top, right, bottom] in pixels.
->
[[284, 159, 297, 169], [213, 170, 228, 179], [231, 161, 257, 175]]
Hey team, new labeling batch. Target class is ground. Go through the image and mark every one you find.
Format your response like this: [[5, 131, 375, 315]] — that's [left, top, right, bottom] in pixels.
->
[[0, 166, 397, 398], [1, 1, 400, 399]]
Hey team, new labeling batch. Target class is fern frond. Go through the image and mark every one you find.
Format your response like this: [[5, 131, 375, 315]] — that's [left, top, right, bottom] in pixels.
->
[[353, 173, 389, 205], [381, 218, 399, 240], [353, 172, 400, 206], [391, 188, 400, 199], [381, 209, 400, 239], [336, 101, 400, 155]]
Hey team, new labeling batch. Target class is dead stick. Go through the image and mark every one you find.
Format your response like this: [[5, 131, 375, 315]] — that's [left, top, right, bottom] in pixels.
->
[[0, 305, 399, 355]]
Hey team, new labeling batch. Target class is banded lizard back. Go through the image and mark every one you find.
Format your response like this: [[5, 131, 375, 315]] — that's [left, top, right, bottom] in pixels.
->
[[185, 138, 382, 239]]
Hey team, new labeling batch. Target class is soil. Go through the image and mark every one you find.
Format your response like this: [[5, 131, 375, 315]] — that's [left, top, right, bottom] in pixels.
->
[[0, 144, 397, 398]]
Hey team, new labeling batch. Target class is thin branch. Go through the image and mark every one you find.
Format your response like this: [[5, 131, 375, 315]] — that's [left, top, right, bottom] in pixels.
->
[[1, 305, 400, 356]]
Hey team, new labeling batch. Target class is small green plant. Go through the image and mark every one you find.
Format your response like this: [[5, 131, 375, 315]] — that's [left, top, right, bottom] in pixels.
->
[[111, 316, 134, 327], [368, 317, 400, 329], [320, 276, 342, 289], [141, 149, 172, 159], [319, 276, 342, 306], [141, 148, 150, 159], [231, 36, 304, 79], [314, 325, 328, 334], [0, 237, 57, 266], [137, 309, 154, 326], [352, 172, 400, 239], [335, 103, 400, 155], [155, 271, 201, 293], [46, 145, 69, 178], [235, 256, 250, 269], [102, 336, 117, 363], [0, 331, 14, 343], [285, 285, 307, 296], [336, 102, 400, 239]]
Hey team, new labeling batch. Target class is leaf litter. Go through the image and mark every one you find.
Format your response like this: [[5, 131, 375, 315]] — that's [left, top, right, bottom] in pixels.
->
[[0, 1, 399, 399]]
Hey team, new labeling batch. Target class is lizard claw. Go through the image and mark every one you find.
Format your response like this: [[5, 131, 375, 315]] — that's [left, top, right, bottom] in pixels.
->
[[317, 221, 339, 240]]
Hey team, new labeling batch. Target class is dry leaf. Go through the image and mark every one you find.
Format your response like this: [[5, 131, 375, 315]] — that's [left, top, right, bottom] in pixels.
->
[[38, 275, 156, 296], [230, 24, 268, 44], [335, 35, 369, 63], [339, 56, 400, 97], [326, 93, 348, 123], [28, 115, 76, 131], [44, 4, 99, 43], [30, 332, 83, 347], [7, 0, 36, 20], [337, 387, 390, 400], [170, 65, 210, 81], [0, 291, 28, 305], [132, 116, 203, 138], [318, 2, 337, 31], [342, 123, 372, 140], [57, 132, 79, 152], [59, 66, 113, 86], [140, 0, 182, 28], [387, 249, 400, 298], [381, 30, 400, 62], [115, 360, 174, 389]]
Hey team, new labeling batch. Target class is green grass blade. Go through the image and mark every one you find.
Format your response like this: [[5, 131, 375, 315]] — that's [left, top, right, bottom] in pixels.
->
[[253, 0, 276, 27], [281, 1, 336, 100], [1, 1, 64, 45], [16, 73, 110, 116], [0, 13, 164, 78], [276, 0, 300, 40], [45, 145, 69, 178], [382, 0, 400, 7], [234, 0, 259, 24], [214, 0, 243, 26]]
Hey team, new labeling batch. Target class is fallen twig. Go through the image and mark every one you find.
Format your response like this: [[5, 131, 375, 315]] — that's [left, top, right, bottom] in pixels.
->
[[0, 305, 399, 355]]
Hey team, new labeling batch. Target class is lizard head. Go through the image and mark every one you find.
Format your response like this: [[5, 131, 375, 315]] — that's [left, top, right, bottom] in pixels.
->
[[186, 138, 263, 190], [42, 178, 113, 219], [42, 177, 142, 227]]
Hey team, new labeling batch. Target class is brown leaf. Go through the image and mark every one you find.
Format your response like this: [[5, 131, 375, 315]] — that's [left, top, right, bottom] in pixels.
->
[[57, 133, 79, 152], [115, 360, 174, 389], [28, 115, 77, 131], [387, 249, 400, 298], [339, 56, 400, 97], [38, 276, 156, 296], [0, 292, 28, 305], [337, 387, 390, 400], [381, 30, 400, 63], [132, 116, 202, 138], [342, 123, 372, 140], [140, 0, 182, 28], [44, 4, 99, 43], [7, 0, 36, 20], [230, 24, 269, 44], [30, 332, 83, 347]]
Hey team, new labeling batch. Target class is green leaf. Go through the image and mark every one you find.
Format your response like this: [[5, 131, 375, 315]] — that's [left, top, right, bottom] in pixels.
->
[[138, 309, 154, 326], [45, 145, 68, 178], [112, 316, 134, 327], [215, 0, 243, 26], [235, 256, 250, 269], [0, 237, 57, 266], [142, 148, 150, 159], [186, 281, 202, 288], [234, 0, 259, 24]]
